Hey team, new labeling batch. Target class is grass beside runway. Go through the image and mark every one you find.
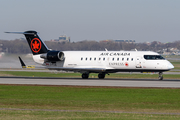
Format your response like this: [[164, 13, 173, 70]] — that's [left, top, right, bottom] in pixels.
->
[[0, 85, 180, 119], [0, 71, 180, 79], [0, 70, 179, 119]]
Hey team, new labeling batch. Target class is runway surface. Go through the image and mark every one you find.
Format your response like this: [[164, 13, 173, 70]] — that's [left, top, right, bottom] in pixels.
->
[[0, 77, 180, 88]]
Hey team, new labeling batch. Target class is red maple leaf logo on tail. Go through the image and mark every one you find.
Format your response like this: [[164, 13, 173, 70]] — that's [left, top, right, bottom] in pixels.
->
[[30, 38, 41, 53], [33, 41, 39, 49]]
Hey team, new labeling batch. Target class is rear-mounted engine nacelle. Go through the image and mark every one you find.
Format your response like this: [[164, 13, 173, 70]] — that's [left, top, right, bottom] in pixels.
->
[[40, 51, 64, 61]]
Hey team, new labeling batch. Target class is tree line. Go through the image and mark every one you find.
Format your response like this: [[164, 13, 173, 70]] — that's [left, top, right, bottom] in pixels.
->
[[0, 39, 180, 54]]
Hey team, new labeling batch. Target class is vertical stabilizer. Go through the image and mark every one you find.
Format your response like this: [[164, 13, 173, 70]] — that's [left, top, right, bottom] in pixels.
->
[[5, 31, 49, 55], [23, 31, 49, 55]]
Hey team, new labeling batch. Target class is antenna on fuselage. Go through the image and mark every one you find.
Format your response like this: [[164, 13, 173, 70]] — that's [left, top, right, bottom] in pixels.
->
[[105, 48, 108, 51]]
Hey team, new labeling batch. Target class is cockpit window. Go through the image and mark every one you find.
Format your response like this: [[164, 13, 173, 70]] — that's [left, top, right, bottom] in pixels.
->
[[144, 55, 165, 60]]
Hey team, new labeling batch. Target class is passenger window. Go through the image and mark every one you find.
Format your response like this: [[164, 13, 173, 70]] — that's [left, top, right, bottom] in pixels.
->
[[117, 58, 119, 61], [86, 58, 87, 60], [127, 58, 129, 61], [103, 58, 105, 61], [131, 58, 133, 61], [112, 58, 114, 61], [94, 58, 96, 61], [122, 58, 124, 61], [99, 58, 101, 60], [81, 57, 83, 60], [90, 58, 92, 60]]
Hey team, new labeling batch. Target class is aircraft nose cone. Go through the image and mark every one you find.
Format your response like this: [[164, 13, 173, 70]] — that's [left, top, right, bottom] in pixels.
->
[[168, 62, 174, 69]]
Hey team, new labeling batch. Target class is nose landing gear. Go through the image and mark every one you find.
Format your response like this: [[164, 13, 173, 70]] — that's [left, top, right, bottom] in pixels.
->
[[158, 72, 163, 80]]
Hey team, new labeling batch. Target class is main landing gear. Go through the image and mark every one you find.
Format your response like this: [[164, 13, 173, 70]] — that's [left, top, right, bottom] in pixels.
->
[[81, 73, 106, 79], [82, 73, 89, 79], [98, 73, 105, 79], [158, 72, 163, 80]]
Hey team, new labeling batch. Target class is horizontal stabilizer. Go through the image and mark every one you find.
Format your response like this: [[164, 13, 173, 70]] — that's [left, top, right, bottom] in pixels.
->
[[5, 32, 38, 35]]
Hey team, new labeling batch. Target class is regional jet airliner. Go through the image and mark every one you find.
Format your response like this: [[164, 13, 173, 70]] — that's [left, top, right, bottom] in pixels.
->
[[6, 31, 174, 80]]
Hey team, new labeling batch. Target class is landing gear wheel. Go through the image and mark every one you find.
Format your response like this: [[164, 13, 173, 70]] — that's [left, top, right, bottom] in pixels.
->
[[98, 73, 105, 79], [82, 73, 89, 79], [158, 76, 163, 80], [158, 72, 163, 80]]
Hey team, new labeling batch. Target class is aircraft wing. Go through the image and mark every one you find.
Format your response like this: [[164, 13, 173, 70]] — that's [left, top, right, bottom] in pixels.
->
[[46, 66, 106, 73]]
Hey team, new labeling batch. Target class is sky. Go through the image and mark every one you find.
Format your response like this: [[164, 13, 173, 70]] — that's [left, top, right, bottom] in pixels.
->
[[0, 0, 180, 43]]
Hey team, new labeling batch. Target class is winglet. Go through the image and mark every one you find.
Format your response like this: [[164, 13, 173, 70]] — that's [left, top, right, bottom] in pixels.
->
[[18, 56, 26, 68]]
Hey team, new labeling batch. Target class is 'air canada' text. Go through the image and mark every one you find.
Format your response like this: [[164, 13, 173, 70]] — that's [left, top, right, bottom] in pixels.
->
[[100, 52, 130, 56]]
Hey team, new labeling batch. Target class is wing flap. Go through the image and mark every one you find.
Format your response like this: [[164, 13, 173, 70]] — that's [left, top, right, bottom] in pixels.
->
[[47, 66, 106, 73]]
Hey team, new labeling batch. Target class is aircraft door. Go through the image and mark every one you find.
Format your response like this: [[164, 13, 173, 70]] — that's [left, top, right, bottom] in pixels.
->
[[106, 57, 110, 66], [136, 57, 142, 68]]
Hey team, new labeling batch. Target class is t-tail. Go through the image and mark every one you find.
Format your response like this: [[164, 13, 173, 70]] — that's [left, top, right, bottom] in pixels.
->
[[6, 31, 49, 55], [6, 31, 64, 65], [23, 31, 49, 55]]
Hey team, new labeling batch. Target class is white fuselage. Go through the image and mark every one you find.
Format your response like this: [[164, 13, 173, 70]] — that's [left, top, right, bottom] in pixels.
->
[[33, 51, 174, 73]]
